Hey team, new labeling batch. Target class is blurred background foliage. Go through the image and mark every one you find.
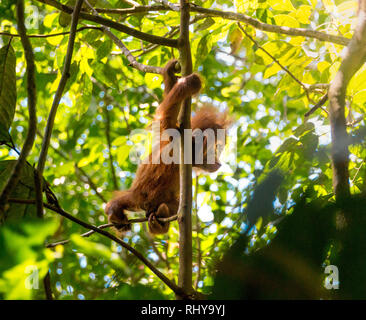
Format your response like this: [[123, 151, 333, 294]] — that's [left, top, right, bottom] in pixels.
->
[[1, 0, 366, 299]]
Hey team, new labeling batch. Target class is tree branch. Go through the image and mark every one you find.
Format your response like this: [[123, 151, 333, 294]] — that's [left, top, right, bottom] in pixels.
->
[[305, 83, 329, 92], [158, 0, 179, 12], [8, 198, 186, 297], [190, 5, 350, 46], [100, 30, 163, 74], [0, 0, 37, 215], [35, 0, 84, 218], [70, 2, 355, 48], [84, 0, 163, 74], [328, 0, 366, 199], [304, 93, 328, 118], [35, 0, 179, 48], [39, 1, 350, 46], [133, 14, 205, 58], [95, 4, 168, 14], [46, 223, 113, 247], [5, 197, 177, 246], [43, 271, 53, 300], [177, 0, 193, 298], [103, 107, 119, 190], [193, 176, 201, 290], [134, 27, 180, 58]]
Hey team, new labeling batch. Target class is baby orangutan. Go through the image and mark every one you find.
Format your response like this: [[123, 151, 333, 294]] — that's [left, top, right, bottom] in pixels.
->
[[105, 59, 230, 235]]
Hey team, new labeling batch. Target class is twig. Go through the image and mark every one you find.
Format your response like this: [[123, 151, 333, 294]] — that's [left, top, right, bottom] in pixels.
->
[[346, 115, 363, 127], [35, 0, 179, 48], [7, 198, 186, 297], [74, 165, 107, 203], [159, 0, 179, 11], [237, 23, 313, 103], [0, 0, 37, 215], [215, 47, 247, 62], [104, 31, 163, 74], [103, 107, 119, 190], [351, 161, 364, 185], [5, 196, 177, 247], [304, 93, 329, 118], [133, 15, 205, 58], [35, 0, 84, 218], [135, 27, 180, 57], [46, 223, 113, 247], [328, 0, 366, 199], [305, 83, 329, 92], [84, 0, 163, 74], [9, 196, 178, 227], [120, 102, 131, 132], [94, 5, 167, 14], [43, 271, 53, 300]]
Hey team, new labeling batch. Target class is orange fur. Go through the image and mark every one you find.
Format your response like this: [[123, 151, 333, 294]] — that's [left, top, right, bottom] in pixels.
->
[[105, 59, 231, 235]]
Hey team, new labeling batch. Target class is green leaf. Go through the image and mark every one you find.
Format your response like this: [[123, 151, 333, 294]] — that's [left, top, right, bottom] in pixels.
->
[[0, 218, 58, 271], [293, 122, 315, 137], [256, 41, 282, 65], [353, 89, 366, 107], [75, 73, 93, 117], [317, 61, 331, 73], [58, 0, 75, 27], [44, 12, 58, 28], [117, 145, 131, 165], [0, 42, 16, 142], [195, 33, 213, 67], [0, 161, 38, 221], [274, 14, 300, 28], [96, 39, 113, 61], [276, 137, 299, 154], [70, 235, 129, 272], [263, 63, 282, 79], [300, 132, 318, 160], [295, 5, 312, 24], [268, 0, 295, 11], [278, 186, 288, 204], [144, 73, 162, 90], [0, 218, 57, 299], [0, 259, 49, 300], [0, 125, 10, 144], [94, 62, 119, 89], [113, 283, 166, 299], [194, 17, 216, 32]]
